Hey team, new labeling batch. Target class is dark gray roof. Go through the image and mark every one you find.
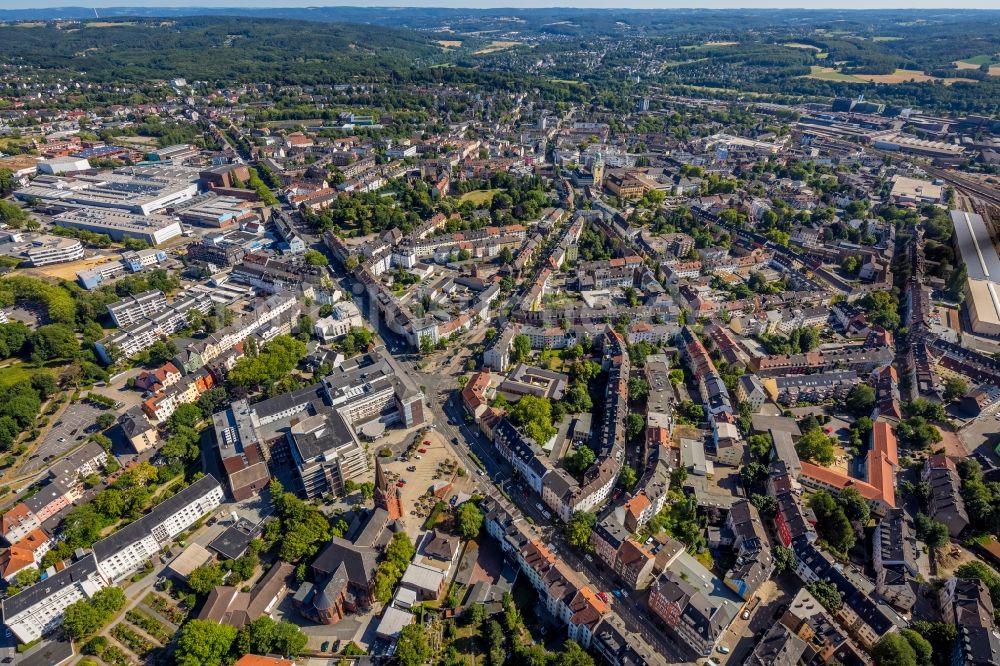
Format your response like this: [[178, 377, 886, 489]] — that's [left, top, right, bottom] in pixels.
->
[[288, 412, 354, 463], [311, 537, 378, 588], [2, 552, 98, 619], [18, 639, 74, 666], [120, 406, 152, 437], [745, 623, 807, 666], [93, 474, 221, 562], [208, 518, 260, 560], [24, 479, 72, 514]]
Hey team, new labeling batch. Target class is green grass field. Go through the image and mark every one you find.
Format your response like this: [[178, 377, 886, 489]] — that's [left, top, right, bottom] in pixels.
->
[[0, 363, 52, 389], [459, 188, 501, 204], [804, 66, 863, 82], [961, 54, 999, 66]]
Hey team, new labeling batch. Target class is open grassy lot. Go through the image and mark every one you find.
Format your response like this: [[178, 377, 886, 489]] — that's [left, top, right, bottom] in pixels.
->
[[437, 40, 462, 48], [459, 188, 501, 204], [0, 363, 54, 389], [782, 42, 820, 50]]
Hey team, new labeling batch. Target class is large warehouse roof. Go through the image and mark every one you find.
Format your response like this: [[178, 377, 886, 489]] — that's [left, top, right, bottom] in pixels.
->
[[952, 210, 1000, 282]]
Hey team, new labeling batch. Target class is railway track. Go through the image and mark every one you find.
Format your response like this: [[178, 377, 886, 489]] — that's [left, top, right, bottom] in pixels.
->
[[924, 165, 1000, 208]]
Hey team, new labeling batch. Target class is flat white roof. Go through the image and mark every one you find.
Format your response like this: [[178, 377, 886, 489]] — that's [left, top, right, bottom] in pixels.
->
[[953, 210, 1000, 283]]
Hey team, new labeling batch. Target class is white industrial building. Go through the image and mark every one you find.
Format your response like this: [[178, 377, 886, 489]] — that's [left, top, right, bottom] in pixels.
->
[[53, 207, 183, 246]]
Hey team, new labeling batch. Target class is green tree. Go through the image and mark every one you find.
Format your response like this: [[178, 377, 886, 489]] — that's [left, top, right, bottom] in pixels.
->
[[512, 334, 531, 363], [845, 383, 876, 415], [557, 641, 596, 666], [943, 376, 968, 402], [618, 465, 638, 490], [95, 413, 116, 430], [420, 335, 434, 355], [909, 620, 957, 666], [915, 513, 949, 550], [565, 445, 596, 474], [626, 413, 645, 441], [175, 620, 237, 666], [628, 377, 649, 403], [303, 249, 329, 267], [188, 563, 225, 595], [396, 623, 432, 666], [0, 200, 28, 227], [29, 371, 58, 399], [838, 487, 871, 524], [456, 501, 484, 539], [565, 511, 597, 550], [62, 600, 102, 639], [509, 394, 556, 443], [168, 403, 203, 431], [872, 632, 918, 666], [796, 427, 836, 466], [146, 339, 177, 366], [806, 580, 843, 613], [30, 323, 79, 362], [772, 545, 795, 573], [808, 491, 855, 553]]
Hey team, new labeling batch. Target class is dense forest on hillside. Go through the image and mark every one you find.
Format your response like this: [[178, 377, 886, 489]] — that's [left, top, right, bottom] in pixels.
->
[[0, 18, 437, 85]]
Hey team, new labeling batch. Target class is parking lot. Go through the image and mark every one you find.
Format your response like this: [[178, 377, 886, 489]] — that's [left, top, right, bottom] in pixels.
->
[[22, 401, 104, 474], [382, 428, 476, 543]]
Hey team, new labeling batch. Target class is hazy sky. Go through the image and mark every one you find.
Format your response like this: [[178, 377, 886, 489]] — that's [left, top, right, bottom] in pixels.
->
[[2, 1, 1000, 9]]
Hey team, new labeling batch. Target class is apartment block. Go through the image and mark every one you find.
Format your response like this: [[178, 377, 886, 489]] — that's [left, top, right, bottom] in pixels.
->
[[2, 553, 106, 644], [107, 289, 168, 328], [92, 475, 224, 582]]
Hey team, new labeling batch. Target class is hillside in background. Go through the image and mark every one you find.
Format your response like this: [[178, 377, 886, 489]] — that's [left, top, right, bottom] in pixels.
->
[[0, 17, 437, 85]]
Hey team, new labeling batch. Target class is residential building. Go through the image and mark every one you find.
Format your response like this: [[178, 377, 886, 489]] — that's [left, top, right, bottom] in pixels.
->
[[0, 529, 50, 582], [198, 562, 295, 627], [922, 454, 970, 537], [744, 623, 807, 666], [939, 577, 1000, 666], [736, 374, 767, 413], [92, 475, 224, 582], [2, 553, 106, 644], [723, 500, 773, 600], [1, 504, 41, 546], [107, 290, 168, 328], [120, 407, 158, 453], [96, 292, 215, 363], [648, 569, 737, 656]]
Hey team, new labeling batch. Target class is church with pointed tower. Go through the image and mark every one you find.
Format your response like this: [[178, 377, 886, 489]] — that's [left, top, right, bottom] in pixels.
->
[[374, 457, 403, 520]]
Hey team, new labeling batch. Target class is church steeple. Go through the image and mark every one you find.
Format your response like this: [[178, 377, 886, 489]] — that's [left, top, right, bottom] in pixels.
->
[[373, 457, 403, 520]]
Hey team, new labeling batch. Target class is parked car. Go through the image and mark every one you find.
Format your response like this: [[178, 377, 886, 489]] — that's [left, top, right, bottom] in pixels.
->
[[597, 591, 609, 603], [418, 448, 427, 454], [717, 646, 730, 655], [407, 466, 417, 472]]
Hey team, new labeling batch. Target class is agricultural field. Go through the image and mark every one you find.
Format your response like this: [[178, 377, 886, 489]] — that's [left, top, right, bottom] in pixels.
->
[[805, 66, 976, 85], [954, 55, 1000, 76], [474, 41, 521, 55], [803, 66, 864, 82]]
